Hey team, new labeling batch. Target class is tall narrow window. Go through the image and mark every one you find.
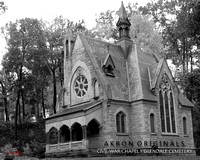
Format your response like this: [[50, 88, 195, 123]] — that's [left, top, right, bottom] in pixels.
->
[[94, 80, 99, 98], [150, 113, 155, 133], [165, 92, 171, 133], [183, 117, 187, 134], [159, 90, 165, 132], [116, 111, 126, 133], [170, 92, 176, 133], [159, 74, 176, 134]]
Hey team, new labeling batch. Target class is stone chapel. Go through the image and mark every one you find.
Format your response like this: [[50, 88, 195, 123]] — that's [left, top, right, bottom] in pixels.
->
[[45, 2, 195, 157]]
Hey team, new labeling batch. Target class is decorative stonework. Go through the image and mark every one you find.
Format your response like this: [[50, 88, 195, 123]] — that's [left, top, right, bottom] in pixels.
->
[[74, 75, 88, 97], [159, 74, 171, 91]]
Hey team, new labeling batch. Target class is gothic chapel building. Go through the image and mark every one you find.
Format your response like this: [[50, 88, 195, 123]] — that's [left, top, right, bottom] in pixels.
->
[[45, 2, 195, 157]]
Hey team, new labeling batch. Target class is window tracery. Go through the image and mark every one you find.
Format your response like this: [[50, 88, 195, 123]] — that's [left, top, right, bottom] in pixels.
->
[[74, 75, 88, 97], [159, 74, 176, 134]]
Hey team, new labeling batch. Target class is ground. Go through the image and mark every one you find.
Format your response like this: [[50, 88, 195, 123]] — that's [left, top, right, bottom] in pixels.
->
[[11, 156, 200, 160]]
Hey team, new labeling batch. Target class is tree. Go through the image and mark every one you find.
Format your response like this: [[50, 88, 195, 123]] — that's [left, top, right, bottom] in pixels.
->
[[0, 70, 11, 121], [139, 0, 200, 74], [41, 16, 68, 114], [130, 14, 165, 59], [41, 16, 92, 114], [92, 4, 164, 58], [2, 18, 46, 140], [180, 69, 200, 155], [92, 10, 118, 42]]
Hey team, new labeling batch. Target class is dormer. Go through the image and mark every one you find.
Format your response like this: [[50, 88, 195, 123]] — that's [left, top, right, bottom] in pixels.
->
[[102, 54, 115, 77]]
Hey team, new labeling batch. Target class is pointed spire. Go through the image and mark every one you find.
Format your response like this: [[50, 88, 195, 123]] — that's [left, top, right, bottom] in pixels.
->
[[119, 1, 128, 20]]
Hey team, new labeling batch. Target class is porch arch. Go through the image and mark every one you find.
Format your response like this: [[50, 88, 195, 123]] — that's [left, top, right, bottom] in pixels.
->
[[60, 125, 70, 143], [71, 122, 83, 141], [87, 119, 101, 137], [49, 127, 58, 144]]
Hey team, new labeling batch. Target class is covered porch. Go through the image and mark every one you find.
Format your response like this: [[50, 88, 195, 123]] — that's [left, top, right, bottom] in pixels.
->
[[45, 102, 102, 155]]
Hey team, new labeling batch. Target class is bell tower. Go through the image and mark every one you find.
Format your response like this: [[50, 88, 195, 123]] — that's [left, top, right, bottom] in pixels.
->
[[116, 1, 133, 58]]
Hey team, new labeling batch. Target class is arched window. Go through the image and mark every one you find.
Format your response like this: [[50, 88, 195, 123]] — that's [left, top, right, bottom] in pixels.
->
[[63, 89, 66, 105], [183, 117, 187, 135], [116, 111, 126, 133], [159, 74, 176, 134], [94, 79, 99, 98], [150, 113, 155, 133]]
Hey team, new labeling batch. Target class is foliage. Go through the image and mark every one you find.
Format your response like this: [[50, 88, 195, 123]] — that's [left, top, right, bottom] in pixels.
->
[[179, 68, 200, 155], [0, 118, 45, 158], [139, 0, 200, 74], [92, 10, 118, 42], [180, 69, 200, 103], [193, 104, 200, 155], [0, 122, 14, 147], [130, 14, 165, 59], [0, 1, 6, 15]]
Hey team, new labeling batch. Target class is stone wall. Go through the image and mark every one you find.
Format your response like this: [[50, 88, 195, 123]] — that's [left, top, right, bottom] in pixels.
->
[[100, 99, 194, 150], [63, 35, 104, 108]]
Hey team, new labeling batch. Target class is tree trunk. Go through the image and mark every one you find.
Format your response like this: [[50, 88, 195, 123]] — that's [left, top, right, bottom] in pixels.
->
[[3, 96, 9, 121], [182, 38, 186, 75], [21, 90, 25, 120], [190, 51, 193, 72], [42, 89, 46, 118], [15, 90, 20, 140], [52, 69, 57, 114], [0, 81, 9, 121], [18, 101, 21, 127]]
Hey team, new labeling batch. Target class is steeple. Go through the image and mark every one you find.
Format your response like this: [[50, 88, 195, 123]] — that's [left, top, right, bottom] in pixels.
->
[[116, 1, 131, 40], [116, 2, 132, 59]]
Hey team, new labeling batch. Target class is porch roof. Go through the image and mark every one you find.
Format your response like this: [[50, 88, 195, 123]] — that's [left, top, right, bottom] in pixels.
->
[[45, 100, 103, 120]]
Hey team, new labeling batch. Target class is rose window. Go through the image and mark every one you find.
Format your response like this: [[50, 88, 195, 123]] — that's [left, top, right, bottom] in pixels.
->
[[74, 75, 88, 97]]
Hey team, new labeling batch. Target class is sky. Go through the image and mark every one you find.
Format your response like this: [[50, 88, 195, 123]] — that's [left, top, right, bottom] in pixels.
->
[[0, 0, 151, 64]]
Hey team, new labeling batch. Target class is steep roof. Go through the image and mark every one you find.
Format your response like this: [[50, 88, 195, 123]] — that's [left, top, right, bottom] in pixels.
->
[[79, 34, 129, 101], [179, 93, 194, 107], [135, 46, 158, 101]]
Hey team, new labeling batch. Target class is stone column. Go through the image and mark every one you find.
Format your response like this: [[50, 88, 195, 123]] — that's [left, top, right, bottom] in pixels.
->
[[58, 130, 61, 144], [82, 125, 88, 148], [46, 132, 50, 144], [69, 127, 72, 148], [82, 125, 87, 140]]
